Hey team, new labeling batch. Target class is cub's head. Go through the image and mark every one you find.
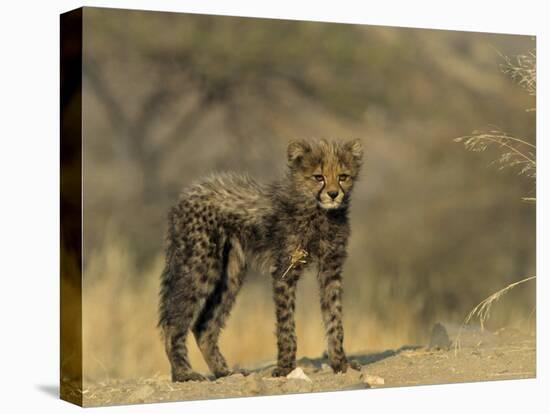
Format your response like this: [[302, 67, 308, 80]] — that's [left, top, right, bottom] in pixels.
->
[[287, 139, 363, 210]]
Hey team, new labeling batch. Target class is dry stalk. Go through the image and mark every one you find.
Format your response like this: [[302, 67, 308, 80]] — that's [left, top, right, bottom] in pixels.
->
[[499, 50, 536, 98], [454, 275, 536, 355], [454, 50, 536, 199], [454, 131, 536, 179]]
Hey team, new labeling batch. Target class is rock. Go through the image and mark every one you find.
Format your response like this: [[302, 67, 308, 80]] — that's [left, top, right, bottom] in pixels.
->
[[320, 363, 332, 373], [360, 368, 385, 387], [429, 322, 452, 350], [286, 367, 312, 382]]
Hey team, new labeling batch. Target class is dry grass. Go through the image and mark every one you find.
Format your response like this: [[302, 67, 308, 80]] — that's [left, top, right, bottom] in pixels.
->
[[454, 276, 536, 354], [454, 131, 535, 179], [454, 50, 536, 198], [453, 50, 536, 355], [465, 275, 537, 331], [500, 50, 536, 98]]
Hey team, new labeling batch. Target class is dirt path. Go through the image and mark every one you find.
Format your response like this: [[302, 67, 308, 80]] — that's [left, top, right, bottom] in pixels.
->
[[78, 327, 535, 407]]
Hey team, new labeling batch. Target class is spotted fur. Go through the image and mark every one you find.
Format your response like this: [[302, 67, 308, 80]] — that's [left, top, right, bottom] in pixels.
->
[[159, 139, 363, 381]]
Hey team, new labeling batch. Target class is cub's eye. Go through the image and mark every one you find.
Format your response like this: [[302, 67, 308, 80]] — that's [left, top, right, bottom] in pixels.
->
[[313, 175, 324, 182], [338, 174, 350, 182]]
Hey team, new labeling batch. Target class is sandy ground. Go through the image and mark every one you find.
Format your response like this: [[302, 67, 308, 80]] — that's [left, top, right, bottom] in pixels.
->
[[70, 326, 535, 407]]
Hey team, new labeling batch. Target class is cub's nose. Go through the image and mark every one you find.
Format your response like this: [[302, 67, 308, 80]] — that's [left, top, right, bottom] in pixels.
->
[[327, 191, 339, 200]]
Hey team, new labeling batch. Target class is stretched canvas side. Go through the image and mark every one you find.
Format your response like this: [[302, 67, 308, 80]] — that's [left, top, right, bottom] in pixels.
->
[[60, 7, 83, 407]]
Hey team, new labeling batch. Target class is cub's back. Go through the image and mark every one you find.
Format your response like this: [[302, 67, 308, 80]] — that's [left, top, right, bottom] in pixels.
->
[[171, 173, 272, 237]]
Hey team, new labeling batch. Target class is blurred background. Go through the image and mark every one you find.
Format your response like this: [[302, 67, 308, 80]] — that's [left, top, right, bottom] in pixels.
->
[[80, 8, 535, 382]]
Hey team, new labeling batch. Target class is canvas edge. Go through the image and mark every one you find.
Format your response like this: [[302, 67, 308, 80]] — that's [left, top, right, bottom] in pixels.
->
[[60, 7, 83, 407]]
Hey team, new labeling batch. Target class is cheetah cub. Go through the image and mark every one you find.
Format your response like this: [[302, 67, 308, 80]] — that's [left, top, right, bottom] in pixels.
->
[[159, 139, 363, 382]]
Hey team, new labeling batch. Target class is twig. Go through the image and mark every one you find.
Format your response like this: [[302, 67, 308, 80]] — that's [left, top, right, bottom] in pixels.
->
[[281, 247, 308, 279]]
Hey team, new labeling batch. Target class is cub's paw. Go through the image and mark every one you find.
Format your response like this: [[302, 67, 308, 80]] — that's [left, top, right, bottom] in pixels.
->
[[215, 368, 250, 378], [349, 359, 362, 371], [330, 358, 349, 374], [234, 368, 251, 377], [172, 370, 207, 382], [272, 366, 295, 377], [213, 368, 232, 379]]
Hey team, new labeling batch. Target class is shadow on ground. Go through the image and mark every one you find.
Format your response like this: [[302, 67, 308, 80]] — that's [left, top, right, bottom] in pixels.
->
[[295, 345, 422, 370], [36, 384, 59, 399]]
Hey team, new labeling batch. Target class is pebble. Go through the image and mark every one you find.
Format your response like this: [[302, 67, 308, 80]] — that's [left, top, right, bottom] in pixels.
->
[[320, 363, 332, 373], [360, 368, 385, 387], [286, 367, 312, 382]]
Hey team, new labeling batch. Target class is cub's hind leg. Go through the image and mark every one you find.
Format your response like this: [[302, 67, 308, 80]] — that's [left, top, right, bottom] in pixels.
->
[[192, 238, 246, 378], [160, 259, 218, 382], [162, 321, 206, 382]]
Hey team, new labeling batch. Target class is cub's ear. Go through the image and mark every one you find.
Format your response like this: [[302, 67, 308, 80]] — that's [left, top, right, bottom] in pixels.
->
[[287, 140, 312, 165], [344, 139, 363, 162]]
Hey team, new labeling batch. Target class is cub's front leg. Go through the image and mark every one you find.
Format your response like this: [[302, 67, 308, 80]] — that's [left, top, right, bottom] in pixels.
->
[[317, 248, 357, 373], [271, 265, 301, 377]]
